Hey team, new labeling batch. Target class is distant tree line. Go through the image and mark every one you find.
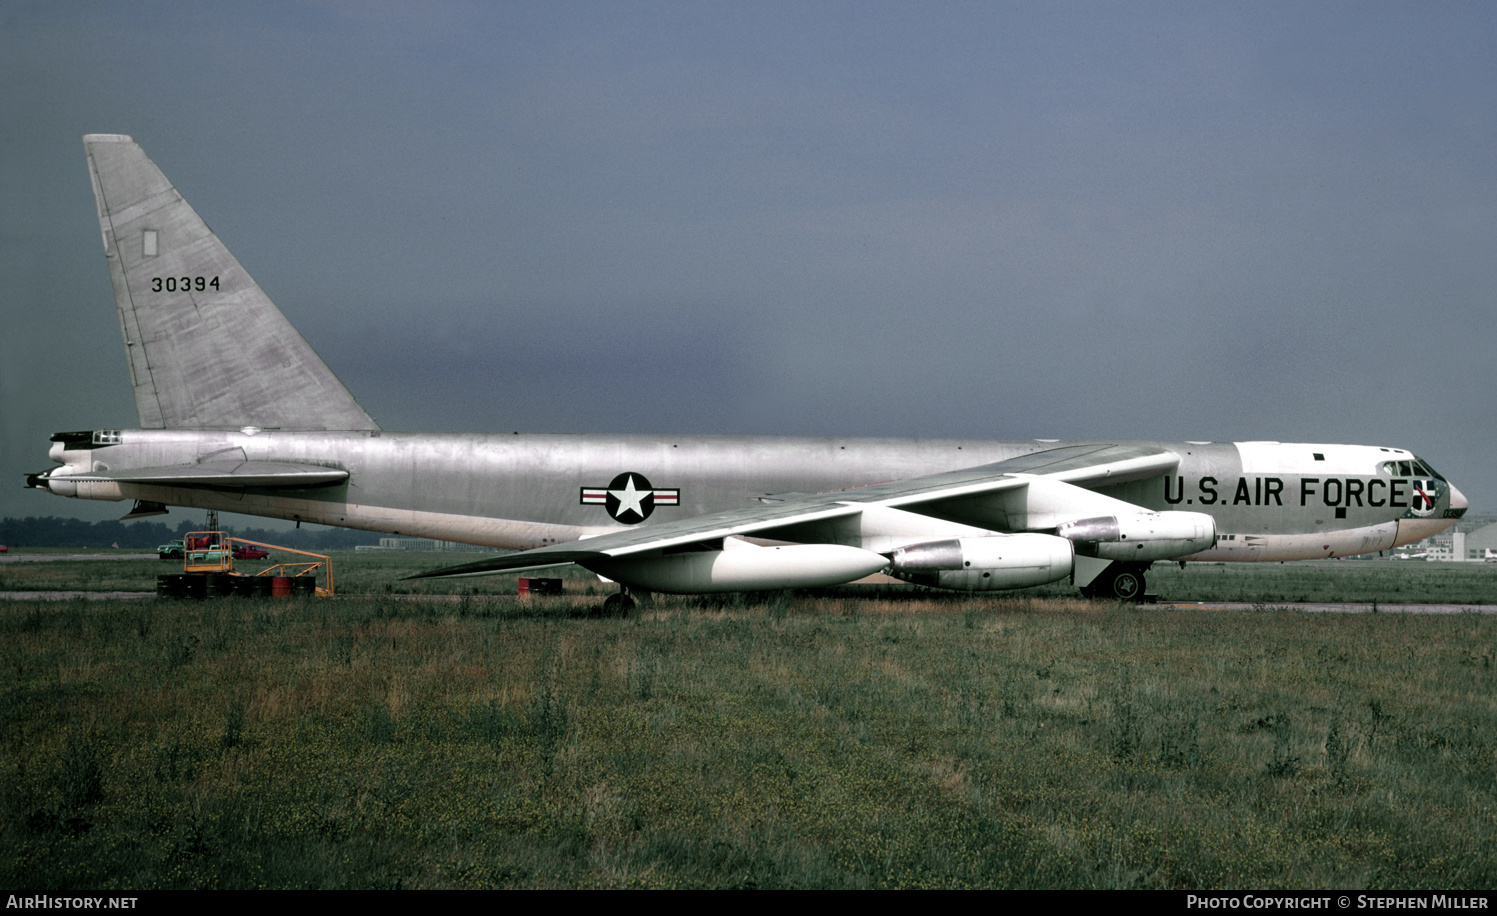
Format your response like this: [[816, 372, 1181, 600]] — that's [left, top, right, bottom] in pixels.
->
[[0, 516, 379, 550]]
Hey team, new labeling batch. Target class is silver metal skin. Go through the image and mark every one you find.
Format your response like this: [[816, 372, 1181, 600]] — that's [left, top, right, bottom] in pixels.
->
[[889, 534, 1075, 591], [27, 136, 1470, 595], [1055, 517, 1122, 545], [890, 540, 967, 571], [1057, 511, 1217, 561]]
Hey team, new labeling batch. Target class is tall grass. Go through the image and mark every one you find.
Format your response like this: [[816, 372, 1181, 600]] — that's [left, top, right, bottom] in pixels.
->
[[2, 591, 1494, 888]]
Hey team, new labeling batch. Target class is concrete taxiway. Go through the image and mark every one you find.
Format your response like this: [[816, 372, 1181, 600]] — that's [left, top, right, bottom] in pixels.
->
[[1163, 601, 1495, 615]]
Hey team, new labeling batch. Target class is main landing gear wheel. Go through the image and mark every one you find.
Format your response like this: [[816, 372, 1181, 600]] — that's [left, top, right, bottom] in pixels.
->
[[602, 592, 636, 617], [1081, 567, 1147, 602], [1108, 569, 1144, 602]]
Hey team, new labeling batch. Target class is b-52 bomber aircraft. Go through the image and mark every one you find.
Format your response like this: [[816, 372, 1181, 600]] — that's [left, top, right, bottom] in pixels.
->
[[27, 135, 1468, 609]]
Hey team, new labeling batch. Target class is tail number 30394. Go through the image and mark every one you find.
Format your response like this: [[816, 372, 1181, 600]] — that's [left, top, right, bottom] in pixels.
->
[[150, 276, 220, 293]]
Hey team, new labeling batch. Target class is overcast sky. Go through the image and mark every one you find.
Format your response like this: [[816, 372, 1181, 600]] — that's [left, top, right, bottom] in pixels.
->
[[2, 1, 1494, 526]]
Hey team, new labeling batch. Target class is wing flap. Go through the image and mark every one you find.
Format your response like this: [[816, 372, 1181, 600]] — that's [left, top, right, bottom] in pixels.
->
[[408, 502, 870, 578]]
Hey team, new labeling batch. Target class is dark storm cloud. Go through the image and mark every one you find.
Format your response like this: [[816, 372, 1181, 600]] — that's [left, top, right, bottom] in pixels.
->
[[2, 1, 1494, 524]]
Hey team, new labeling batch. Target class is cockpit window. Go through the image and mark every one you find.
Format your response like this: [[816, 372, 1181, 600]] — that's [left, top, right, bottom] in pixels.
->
[[1380, 458, 1445, 481]]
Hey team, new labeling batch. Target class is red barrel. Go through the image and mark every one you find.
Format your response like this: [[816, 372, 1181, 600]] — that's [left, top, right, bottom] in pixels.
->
[[271, 576, 294, 597]]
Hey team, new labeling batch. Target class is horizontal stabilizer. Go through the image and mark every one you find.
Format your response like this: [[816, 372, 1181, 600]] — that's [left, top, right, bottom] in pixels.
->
[[55, 460, 348, 489], [120, 500, 169, 519]]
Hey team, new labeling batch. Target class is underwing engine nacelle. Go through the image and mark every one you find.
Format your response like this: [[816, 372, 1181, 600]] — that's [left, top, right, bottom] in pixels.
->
[[1057, 511, 1216, 561], [887, 534, 1074, 591], [584, 542, 889, 594]]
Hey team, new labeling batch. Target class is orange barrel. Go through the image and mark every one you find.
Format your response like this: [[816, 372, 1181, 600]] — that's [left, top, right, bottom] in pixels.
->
[[271, 576, 294, 597]]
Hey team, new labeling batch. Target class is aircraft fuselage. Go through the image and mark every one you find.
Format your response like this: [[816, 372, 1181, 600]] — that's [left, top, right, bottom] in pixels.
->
[[35, 429, 1463, 563]]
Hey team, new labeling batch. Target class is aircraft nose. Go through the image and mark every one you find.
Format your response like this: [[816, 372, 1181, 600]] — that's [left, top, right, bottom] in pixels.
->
[[1448, 481, 1469, 513]]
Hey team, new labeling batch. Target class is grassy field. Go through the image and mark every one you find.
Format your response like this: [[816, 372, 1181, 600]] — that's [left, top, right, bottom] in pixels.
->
[[3, 562, 1496, 888]]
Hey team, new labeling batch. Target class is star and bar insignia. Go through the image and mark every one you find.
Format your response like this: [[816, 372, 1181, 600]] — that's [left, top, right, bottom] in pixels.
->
[[581, 472, 680, 524]]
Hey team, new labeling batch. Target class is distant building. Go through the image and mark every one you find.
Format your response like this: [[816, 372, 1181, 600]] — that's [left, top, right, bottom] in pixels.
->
[[354, 537, 490, 552], [1465, 523, 1497, 561], [1399, 520, 1497, 562]]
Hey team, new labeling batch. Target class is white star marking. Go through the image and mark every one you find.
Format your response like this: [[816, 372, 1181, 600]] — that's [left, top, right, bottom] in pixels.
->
[[609, 475, 650, 519]]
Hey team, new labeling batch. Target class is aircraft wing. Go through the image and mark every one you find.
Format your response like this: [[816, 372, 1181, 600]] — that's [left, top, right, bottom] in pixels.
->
[[413, 442, 1178, 579]]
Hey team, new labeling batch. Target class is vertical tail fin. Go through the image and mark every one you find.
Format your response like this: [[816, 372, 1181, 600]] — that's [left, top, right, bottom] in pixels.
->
[[84, 134, 379, 431]]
